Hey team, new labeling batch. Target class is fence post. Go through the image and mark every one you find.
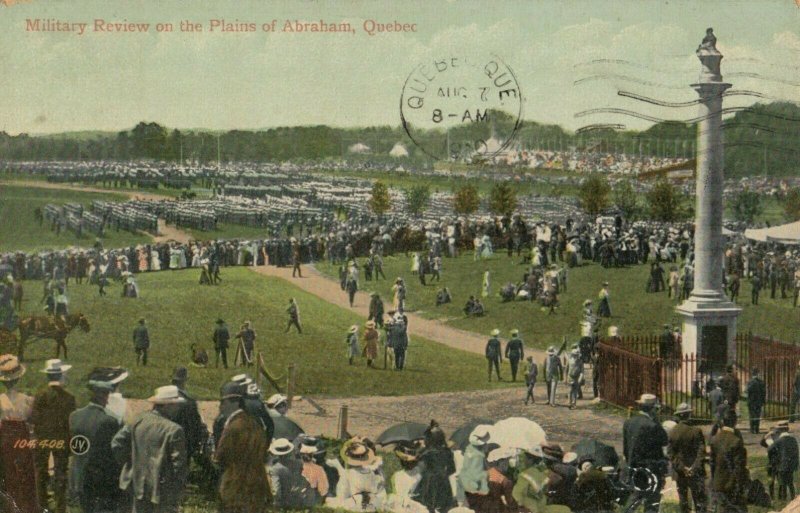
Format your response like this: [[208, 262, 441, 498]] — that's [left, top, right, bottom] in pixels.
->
[[255, 351, 262, 390], [337, 405, 349, 439], [286, 363, 296, 408]]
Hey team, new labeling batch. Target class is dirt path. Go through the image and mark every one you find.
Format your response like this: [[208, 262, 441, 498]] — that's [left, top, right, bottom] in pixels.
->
[[251, 264, 547, 360]]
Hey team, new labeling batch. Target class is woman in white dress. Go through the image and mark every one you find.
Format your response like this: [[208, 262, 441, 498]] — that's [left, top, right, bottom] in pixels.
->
[[411, 253, 420, 275], [385, 444, 428, 513], [150, 248, 161, 271], [481, 235, 493, 259], [481, 271, 490, 298]]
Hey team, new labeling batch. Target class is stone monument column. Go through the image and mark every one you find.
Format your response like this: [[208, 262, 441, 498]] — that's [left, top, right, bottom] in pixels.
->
[[676, 29, 741, 372]]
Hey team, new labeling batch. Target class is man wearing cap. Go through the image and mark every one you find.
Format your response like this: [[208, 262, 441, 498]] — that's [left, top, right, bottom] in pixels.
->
[[268, 438, 306, 508], [69, 376, 123, 513], [111, 385, 188, 513], [544, 346, 563, 407], [505, 329, 524, 382], [622, 393, 669, 513], [767, 420, 799, 501], [746, 368, 767, 434], [215, 381, 272, 513], [133, 318, 150, 366], [485, 330, 503, 382], [30, 359, 76, 513], [709, 411, 748, 513], [213, 318, 230, 369], [170, 367, 208, 464], [668, 402, 707, 513], [234, 321, 256, 367]]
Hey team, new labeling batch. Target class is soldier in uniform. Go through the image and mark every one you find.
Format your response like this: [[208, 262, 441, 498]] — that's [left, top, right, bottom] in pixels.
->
[[485, 329, 502, 382], [213, 318, 230, 369], [746, 367, 766, 434], [524, 356, 538, 405], [504, 329, 524, 382], [31, 359, 76, 513], [69, 374, 123, 513], [285, 298, 302, 334], [668, 403, 707, 513], [622, 394, 668, 513], [133, 318, 150, 366]]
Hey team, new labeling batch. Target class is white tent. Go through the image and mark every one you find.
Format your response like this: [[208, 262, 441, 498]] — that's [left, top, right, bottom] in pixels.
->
[[389, 142, 409, 157], [744, 220, 800, 245], [348, 142, 371, 154]]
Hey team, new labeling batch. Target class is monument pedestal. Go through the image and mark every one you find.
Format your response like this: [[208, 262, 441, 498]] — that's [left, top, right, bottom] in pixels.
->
[[677, 297, 741, 375]]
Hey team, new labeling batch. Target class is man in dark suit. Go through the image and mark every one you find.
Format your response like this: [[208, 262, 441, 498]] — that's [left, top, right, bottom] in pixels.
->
[[668, 403, 707, 513], [31, 359, 76, 513], [767, 420, 799, 501], [709, 411, 748, 513], [133, 318, 150, 366], [718, 364, 740, 408], [622, 393, 668, 513], [170, 367, 208, 464], [213, 318, 230, 369], [70, 378, 123, 513], [504, 329, 524, 382], [746, 368, 767, 434]]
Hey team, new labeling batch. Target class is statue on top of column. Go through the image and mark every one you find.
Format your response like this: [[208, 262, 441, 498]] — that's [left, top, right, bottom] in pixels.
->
[[697, 28, 718, 53]]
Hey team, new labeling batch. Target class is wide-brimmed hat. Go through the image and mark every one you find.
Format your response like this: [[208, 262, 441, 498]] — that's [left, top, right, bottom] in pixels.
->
[[299, 436, 324, 455], [41, 359, 72, 375], [777, 420, 790, 430], [469, 425, 492, 446], [542, 442, 564, 462], [636, 393, 658, 406], [348, 325, 358, 334], [547, 346, 556, 355], [365, 320, 376, 329], [510, 329, 519, 336], [487, 446, 517, 463], [88, 367, 128, 388], [583, 299, 592, 306], [675, 402, 693, 415], [344, 440, 377, 467], [216, 318, 225, 324], [270, 438, 295, 456], [602, 282, 609, 286], [490, 329, 500, 336], [0, 354, 25, 381], [147, 385, 186, 404]]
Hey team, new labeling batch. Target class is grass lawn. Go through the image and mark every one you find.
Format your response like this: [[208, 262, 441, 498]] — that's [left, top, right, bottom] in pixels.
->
[[183, 222, 271, 242], [11, 267, 513, 403], [317, 252, 800, 351], [0, 184, 153, 252]]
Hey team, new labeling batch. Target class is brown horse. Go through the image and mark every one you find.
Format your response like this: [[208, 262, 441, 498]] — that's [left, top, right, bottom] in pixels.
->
[[18, 313, 91, 360]]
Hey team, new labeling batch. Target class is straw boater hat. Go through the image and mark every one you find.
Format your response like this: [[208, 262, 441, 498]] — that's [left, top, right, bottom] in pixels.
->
[[266, 394, 287, 408], [490, 329, 500, 336], [348, 325, 358, 334], [0, 354, 25, 381], [269, 438, 295, 456], [776, 420, 790, 431], [583, 299, 592, 306], [299, 436, 324, 455], [635, 393, 658, 407], [675, 402, 693, 415], [344, 440, 377, 467], [41, 359, 72, 375], [147, 385, 186, 405], [365, 320, 376, 329], [547, 345, 556, 355], [510, 329, 519, 336]]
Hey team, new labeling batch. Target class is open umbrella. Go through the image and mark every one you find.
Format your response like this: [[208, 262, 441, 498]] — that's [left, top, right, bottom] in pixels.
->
[[272, 416, 305, 441], [489, 417, 546, 451], [376, 422, 428, 445], [570, 439, 619, 469], [449, 418, 495, 450]]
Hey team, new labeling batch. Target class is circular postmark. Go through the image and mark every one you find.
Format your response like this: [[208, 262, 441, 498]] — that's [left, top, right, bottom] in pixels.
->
[[70, 434, 90, 455], [400, 54, 523, 161]]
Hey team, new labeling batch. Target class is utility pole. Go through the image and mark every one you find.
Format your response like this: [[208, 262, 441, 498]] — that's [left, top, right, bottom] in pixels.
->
[[216, 134, 221, 170]]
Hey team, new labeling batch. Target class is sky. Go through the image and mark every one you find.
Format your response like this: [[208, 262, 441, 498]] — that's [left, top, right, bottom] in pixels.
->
[[0, 0, 799, 135]]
